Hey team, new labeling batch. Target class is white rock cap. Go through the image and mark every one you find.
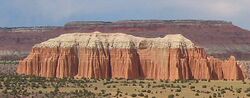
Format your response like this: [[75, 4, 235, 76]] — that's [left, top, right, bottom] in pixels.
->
[[34, 31, 195, 49]]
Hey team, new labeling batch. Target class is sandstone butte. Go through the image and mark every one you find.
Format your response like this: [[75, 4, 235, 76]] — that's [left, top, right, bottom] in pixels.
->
[[16, 31, 244, 80]]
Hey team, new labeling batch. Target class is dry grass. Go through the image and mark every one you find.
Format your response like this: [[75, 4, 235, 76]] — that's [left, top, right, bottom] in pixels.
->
[[0, 75, 250, 98]]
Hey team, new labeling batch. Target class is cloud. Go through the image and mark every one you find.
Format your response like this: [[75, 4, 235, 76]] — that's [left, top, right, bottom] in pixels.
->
[[208, 1, 241, 16], [0, 0, 249, 29], [158, 0, 244, 17]]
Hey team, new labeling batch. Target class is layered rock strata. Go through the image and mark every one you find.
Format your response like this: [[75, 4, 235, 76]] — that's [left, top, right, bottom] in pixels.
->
[[16, 32, 244, 80]]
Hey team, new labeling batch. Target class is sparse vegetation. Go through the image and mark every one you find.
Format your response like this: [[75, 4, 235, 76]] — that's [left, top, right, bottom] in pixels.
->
[[0, 65, 248, 98]]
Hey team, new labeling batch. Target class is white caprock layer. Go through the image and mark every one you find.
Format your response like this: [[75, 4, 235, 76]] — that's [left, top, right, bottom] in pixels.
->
[[34, 31, 195, 49]]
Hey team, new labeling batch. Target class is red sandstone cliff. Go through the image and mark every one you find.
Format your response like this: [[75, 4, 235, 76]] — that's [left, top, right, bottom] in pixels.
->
[[16, 32, 244, 80]]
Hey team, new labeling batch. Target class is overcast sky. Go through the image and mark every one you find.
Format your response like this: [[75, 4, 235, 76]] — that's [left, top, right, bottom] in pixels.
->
[[0, 0, 249, 30]]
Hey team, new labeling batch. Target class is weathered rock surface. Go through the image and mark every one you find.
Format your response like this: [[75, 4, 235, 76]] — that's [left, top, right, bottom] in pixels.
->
[[238, 61, 250, 79], [17, 32, 244, 80]]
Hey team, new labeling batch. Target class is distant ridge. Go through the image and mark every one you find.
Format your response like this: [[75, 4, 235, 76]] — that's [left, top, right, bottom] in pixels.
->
[[0, 19, 249, 61], [65, 20, 232, 27]]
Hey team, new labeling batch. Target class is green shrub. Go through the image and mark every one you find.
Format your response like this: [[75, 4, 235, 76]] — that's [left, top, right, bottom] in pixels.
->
[[245, 87, 250, 93], [213, 93, 217, 97], [236, 88, 241, 93], [168, 94, 174, 98], [246, 93, 250, 97], [38, 90, 42, 94], [175, 89, 181, 92], [221, 90, 226, 94], [138, 93, 144, 97], [218, 93, 222, 97], [202, 85, 207, 88], [131, 94, 137, 97], [190, 86, 195, 89], [147, 90, 151, 93], [210, 87, 214, 91]]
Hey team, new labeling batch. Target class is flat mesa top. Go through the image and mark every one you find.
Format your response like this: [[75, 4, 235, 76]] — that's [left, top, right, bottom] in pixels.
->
[[34, 31, 195, 49]]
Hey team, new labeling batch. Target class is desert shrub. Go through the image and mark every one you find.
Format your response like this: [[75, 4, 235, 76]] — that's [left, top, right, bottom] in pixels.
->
[[236, 88, 241, 93], [38, 90, 42, 94], [190, 85, 195, 89], [218, 93, 222, 97], [175, 89, 181, 92], [130, 94, 137, 97], [54, 86, 59, 93], [2, 89, 7, 94], [246, 93, 250, 97], [123, 83, 128, 86], [202, 85, 207, 88], [221, 90, 226, 94], [131, 80, 137, 83], [147, 90, 151, 93], [168, 94, 174, 98], [245, 87, 250, 93], [101, 90, 105, 94], [147, 83, 151, 88], [195, 93, 199, 96], [213, 93, 217, 97], [176, 85, 181, 88], [139, 81, 145, 83], [141, 90, 146, 92], [138, 93, 144, 97], [210, 87, 214, 91], [242, 80, 246, 84]]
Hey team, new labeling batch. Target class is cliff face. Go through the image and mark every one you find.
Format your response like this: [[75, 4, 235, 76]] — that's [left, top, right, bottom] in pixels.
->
[[238, 61, 250, 79], [16, 32, 244, 80]]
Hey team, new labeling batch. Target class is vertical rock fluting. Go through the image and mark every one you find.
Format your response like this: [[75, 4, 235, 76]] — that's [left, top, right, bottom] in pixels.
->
[[16, 32, 244, 80], [76, 48, 111, 79], [17, 47, 79, 78], [110, 49, 140, 79]]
